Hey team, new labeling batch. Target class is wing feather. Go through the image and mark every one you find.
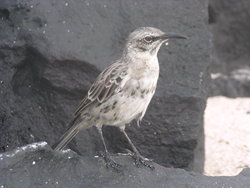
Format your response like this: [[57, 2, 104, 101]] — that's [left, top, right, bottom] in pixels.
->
[[75, 62, 127, 115]]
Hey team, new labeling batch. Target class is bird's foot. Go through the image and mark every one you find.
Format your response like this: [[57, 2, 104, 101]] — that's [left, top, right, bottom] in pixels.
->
[[98, 151, 122, 171], [129, 152, 155, 170]]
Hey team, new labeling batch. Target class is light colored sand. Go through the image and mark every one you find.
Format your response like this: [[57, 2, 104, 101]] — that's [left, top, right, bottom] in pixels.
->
[[204, 96, 250, 176]]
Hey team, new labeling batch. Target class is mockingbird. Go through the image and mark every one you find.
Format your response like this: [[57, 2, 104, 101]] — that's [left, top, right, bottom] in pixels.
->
[[52, 27, 187, 169]]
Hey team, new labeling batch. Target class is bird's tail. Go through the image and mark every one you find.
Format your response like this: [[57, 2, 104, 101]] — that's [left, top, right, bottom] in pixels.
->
[[52, 115, 82, 151]]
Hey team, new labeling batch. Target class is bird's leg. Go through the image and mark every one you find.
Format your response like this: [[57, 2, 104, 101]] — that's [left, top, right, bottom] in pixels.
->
[[120, 128, 154, 170], [96, 126, 121, 170]]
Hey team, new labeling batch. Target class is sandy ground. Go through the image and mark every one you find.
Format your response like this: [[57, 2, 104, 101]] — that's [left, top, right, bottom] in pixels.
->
[[204, 96, 250, 176]]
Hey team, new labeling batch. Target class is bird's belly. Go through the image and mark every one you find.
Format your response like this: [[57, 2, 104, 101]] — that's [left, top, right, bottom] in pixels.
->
[[96, 76, 157, 126]]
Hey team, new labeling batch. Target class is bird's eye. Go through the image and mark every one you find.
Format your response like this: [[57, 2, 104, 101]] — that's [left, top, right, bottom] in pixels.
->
[[143, 36, 153, 43]]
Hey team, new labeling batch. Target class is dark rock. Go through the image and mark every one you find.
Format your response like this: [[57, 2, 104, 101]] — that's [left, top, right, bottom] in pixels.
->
[[208, 0, 250, 97], [0, 0, 211, 172], [0, 143, 250, 188]]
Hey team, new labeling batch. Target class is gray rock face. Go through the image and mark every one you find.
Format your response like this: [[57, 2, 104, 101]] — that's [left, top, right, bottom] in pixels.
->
[[209, 0, 250, 97], [0, 0, 210, 172], [1, 143, 250, 188]]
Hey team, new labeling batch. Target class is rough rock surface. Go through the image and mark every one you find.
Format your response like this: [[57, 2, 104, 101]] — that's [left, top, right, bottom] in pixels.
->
[[0, 0, 210, 172], [208, 0, 250, 97], [1, 143, 250, 188]]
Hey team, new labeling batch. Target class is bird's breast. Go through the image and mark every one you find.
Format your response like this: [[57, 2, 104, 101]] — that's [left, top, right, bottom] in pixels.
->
[[93, 57, 159, 126], [128, 57, 159, 80], [95, 73, 158, 126]]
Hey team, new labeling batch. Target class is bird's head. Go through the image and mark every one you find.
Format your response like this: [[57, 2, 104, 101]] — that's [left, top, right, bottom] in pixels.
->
[[125, 27, 187, 57]]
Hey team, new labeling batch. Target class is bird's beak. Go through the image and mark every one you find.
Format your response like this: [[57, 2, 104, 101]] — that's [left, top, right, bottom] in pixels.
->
[[160, 32, 188, 40]]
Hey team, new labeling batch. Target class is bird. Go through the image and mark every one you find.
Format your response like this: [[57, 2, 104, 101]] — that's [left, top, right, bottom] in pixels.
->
[[52, 27, 187, 169]]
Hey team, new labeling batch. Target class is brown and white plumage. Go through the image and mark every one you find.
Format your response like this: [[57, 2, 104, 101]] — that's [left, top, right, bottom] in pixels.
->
[[52, 61, 129, 151], [75, 61, 128, 115], [52, 27, 187, 168]]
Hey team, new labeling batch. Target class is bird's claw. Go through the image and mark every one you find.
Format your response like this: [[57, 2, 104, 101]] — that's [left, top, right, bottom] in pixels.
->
[[131, 152, 155, 170], [98, 151, 122, 171], [105, 157, 122, 169]]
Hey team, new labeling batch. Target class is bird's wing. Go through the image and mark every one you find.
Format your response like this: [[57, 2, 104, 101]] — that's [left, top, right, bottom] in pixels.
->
[[74, 61, 128, 116]]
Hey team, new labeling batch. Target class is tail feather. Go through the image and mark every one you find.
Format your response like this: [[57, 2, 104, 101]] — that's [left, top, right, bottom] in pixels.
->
[[52, 115, 81, 151]]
